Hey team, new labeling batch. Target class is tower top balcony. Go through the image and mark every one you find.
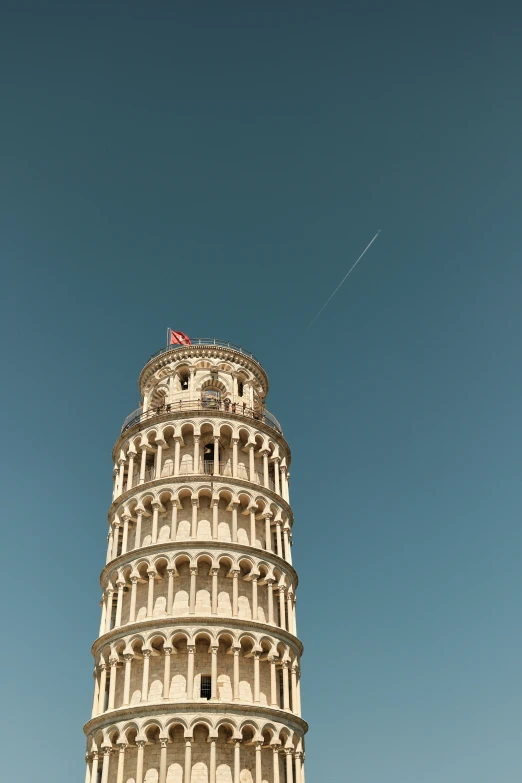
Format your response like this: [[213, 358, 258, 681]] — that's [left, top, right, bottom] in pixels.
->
[[131, 337, 275, 435], [139, 338, 269, 397]]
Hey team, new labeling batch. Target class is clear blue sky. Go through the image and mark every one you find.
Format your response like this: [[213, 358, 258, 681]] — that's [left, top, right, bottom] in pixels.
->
[[1, 2, 520, 781]]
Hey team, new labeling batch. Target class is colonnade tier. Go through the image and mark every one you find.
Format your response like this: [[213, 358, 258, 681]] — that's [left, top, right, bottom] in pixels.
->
[[111, 416, 291, 504], [99, 547, 298, 639], [85, 342, 306, 783], [85, 711, 305, 783], [90, 624, 302, 719], [105, 483, 293, 568]]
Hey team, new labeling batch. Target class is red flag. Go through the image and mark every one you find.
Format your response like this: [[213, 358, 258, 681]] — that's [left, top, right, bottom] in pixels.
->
[[170, 330, 191, 345]]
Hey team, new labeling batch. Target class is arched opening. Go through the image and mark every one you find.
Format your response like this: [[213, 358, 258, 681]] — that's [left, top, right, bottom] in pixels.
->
[[201, 388, 220, 409]]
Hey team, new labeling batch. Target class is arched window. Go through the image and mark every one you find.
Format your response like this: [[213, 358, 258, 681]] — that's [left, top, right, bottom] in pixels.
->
[[203, 440, 221, 473], [201, 388, 220, 408], [238, 381, 244, 397]]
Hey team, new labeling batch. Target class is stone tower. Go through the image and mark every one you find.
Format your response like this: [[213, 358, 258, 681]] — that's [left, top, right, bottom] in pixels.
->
[[84, 338, 307, 783]]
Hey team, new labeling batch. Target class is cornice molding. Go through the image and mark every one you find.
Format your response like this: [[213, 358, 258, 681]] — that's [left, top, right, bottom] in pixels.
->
[[84, 700, 308, 737], [101, 540, 298, 589], [108, 475, 294, 525], [113, 409, 291, 461], [92, 614, 304, 658]]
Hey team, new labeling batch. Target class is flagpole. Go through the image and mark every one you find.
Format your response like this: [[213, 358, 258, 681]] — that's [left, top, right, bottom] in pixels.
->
[[166, 327, 170, 350]]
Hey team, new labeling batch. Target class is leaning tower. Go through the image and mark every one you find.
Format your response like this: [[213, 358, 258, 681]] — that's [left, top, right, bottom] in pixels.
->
[[83, 338, 307, 783]]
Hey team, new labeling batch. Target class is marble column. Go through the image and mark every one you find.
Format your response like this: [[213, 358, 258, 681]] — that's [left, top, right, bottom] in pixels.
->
[[147, 571, 155, 617], [141, 650, 151, 702], [189, 567, 197, 614], [159, 738, 168, 783], [163, 647, 172, 699], [100, 746, 112, 783], [187, 645, 195, 700], [116, 743, 127, 783], [234, 741, 241, 783], [135, 741, 145, 783], [211, 645, 218, 700], [107, 658, 118, 710], [129, 577, 138, 623], [184, 740, 192, 782], [233, 647, 240, 702], [123, 654, 133, 706], [211, 567, 219, 615]]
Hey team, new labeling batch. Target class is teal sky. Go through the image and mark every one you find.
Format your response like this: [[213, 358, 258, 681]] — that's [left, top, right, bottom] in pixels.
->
[[1, 2, 521, 781]]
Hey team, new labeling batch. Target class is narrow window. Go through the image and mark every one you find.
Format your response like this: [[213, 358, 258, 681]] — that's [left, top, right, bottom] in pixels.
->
[[278, 669, 284, 707], [200, 674, 212, 700], [110, 597, 117, 630], [238, 382, 244, 397], [203, 442, 216, 474]]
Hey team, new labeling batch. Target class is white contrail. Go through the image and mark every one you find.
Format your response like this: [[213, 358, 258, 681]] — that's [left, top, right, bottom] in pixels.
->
[[306, 230, 381, 331]]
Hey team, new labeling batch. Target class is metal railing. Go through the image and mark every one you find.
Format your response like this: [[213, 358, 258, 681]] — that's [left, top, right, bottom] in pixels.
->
[[148, 338, 261, 364], [121, 397, 282, 435]]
